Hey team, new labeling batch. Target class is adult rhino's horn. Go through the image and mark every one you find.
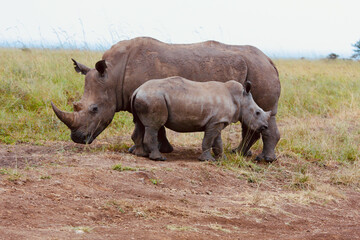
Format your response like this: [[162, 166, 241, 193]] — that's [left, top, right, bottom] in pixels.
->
[[51, 102, 76, 130]]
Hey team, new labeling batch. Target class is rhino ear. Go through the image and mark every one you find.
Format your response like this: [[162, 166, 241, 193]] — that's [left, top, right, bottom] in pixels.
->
[[95, 60, 107, 77], [244, 81, 252, 93], [72, 58, 90, 75]]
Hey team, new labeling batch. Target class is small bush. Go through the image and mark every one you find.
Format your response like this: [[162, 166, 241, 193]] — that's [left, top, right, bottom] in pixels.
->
[[326, 53, 339, 60]]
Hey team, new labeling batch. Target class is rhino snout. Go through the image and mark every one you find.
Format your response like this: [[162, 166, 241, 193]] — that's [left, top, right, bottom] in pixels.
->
[[71, 131, 94, 144], [258, 125, 268, 132]]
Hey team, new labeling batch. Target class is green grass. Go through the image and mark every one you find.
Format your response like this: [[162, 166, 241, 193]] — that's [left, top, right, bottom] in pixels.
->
[[0, 48, 100, 143], [150, 178, 161, 185], [274, 59, 360, 164], [0, 49, 359, 174], [112, 163, 136, 172], [276, 59, 360, 118]]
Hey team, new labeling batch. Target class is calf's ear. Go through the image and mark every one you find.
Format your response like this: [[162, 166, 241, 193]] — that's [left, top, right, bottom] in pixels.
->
[[72, 58, 90, 75], [266, 111, 271, 120], [95, 60, 107, 77], [244, 81, 252, 93]]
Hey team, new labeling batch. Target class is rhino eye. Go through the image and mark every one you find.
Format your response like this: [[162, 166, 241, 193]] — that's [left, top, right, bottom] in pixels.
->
[[256, 110, 260, 116], [89, 104, 98, 113]]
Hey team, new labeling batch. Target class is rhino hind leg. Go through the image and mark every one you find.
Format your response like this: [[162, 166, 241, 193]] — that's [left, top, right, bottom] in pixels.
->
[[144, 126, 166, 161], [255, 115, 280, 163], [233, 123, 261, 157], [128, 125, 173, 154], [199, 123, 224, 162], [131, 122, 148, 157], [158, 126, 174, 153]]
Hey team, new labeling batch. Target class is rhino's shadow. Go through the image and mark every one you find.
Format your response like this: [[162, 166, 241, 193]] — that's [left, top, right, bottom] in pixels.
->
[[161, 147, 203, 162]]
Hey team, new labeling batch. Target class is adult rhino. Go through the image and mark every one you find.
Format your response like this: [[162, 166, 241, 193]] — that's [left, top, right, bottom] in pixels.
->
[[51, 37, 281, 162]]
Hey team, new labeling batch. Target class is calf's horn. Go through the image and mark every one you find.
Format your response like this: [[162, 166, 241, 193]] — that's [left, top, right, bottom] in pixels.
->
[[51, 102, 76, 130]]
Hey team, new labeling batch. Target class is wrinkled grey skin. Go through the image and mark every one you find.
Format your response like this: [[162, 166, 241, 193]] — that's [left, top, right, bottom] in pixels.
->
[[131, 77, 271, 161], [51, 37, 280, 162]]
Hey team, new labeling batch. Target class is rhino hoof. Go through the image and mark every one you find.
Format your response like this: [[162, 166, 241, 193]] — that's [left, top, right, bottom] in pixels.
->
[[244, 150, 252, 157], [265, 156, 276, 163], [149, 152, 166, 161], [254, 155, 276, 163], [198, 156, 216, 162], [254, 154, 264, 162], [151, 156, 166, 161], [128, 145, 136, 153], [214, 154, 227, 161]]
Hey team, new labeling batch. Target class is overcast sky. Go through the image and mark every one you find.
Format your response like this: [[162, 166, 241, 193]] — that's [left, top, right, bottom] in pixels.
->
[[1, 0, 359, 58]]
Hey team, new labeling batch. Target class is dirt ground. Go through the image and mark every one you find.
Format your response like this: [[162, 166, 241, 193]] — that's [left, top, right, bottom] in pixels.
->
[[0, 140, 359, 240]]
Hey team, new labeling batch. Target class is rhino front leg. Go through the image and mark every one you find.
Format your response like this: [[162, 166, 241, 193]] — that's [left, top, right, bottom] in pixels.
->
[[199, 123, 224, 162], [233, 123, 261, 157], [130, 122, 148, 157], [212, 133, 223, 159], [255, 115, 280, 162], [144, 126, 166, 161], [158, 126, 174, 153]]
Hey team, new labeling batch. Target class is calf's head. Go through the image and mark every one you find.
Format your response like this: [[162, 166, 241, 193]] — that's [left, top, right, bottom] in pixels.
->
[[51, 59, 117, 144], [240, 82, 271, 132]]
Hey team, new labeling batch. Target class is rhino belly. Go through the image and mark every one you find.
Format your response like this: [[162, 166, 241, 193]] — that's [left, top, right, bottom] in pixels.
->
[[165, 117, 208, 132]]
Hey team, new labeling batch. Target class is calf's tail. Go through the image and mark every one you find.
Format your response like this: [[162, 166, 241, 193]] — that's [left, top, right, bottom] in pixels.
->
[[131, 89, 140, 124]]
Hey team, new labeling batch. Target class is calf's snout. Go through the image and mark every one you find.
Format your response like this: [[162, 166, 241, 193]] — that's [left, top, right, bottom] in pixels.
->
[[259, 125, 268, 132]]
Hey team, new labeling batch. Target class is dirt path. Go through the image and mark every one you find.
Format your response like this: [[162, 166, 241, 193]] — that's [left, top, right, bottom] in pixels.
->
[[0, 142, 359, 240]]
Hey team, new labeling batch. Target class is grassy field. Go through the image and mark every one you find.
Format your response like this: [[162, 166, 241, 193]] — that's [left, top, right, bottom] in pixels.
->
[[1, 48, 359, 188]]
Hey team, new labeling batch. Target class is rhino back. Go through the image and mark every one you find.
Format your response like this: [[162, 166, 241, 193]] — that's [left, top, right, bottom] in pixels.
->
[[103, 37, 279, 113]]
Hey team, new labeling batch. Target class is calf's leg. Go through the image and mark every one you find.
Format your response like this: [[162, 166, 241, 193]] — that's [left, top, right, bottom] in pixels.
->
[[129, 126, 173, 154], [199, 123, 224, 162], [131, 122, 148, 157], [143, 126, 166, 161], [158, 126, 174, 153]]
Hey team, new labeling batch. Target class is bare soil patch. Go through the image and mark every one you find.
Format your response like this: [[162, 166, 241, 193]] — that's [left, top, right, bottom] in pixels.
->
[[0, 142, 359, 240]]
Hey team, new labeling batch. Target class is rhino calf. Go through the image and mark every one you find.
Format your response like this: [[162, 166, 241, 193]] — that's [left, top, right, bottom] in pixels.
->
[[131, 76, 271, 161]]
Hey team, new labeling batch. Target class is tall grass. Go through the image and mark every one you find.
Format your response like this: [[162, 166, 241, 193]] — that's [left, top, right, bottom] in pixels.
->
[[276, 59, 360, 118], [0, 49, 359, 166], [275, 59, 360, 163], [0, 48, 102, 143]]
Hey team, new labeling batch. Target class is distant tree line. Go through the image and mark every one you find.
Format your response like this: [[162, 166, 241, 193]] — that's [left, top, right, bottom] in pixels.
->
[[326, 39, 360, 60], [352, 39, 360, 59]]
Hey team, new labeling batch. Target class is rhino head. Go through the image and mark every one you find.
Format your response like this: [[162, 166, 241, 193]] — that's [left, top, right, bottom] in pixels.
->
[[239, 81, 271, 132], [51, 59, 117, 144]]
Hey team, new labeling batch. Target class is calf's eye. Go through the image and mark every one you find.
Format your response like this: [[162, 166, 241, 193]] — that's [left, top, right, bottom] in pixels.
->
[[89, 105, 98, 113]]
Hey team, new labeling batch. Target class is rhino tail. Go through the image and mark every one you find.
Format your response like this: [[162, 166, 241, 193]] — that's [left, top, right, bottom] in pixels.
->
[[131, 89, 140, 124]]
